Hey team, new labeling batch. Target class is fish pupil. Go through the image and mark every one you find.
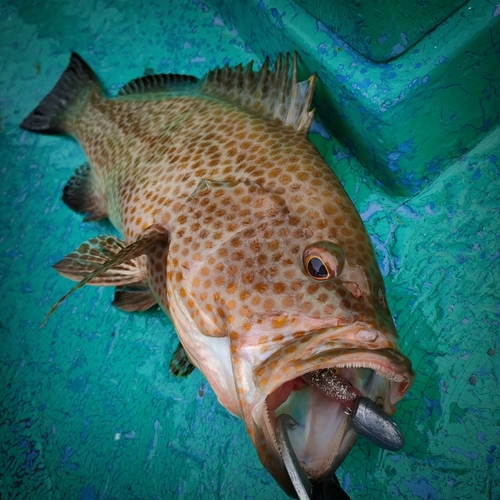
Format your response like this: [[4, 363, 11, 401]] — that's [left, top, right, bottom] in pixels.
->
[[307, 257, 328, 279]]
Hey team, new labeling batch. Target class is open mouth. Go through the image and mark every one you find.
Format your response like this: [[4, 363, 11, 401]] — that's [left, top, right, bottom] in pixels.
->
[[263, 365, 407, 479]]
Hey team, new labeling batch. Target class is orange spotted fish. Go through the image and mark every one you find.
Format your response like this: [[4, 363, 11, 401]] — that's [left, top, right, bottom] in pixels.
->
[[22, 53, 414, 496]]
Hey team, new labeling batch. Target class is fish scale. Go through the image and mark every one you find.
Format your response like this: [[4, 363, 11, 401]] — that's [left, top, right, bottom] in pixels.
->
[[22, 52, 414, 497]]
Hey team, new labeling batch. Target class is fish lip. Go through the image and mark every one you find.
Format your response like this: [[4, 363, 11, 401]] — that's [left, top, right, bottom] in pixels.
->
[[253, 345, 414, 407]]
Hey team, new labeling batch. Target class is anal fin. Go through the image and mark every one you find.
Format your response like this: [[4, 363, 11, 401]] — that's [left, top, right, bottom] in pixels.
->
[[113, 283, 157, 312], [169, 342, 196, 377], [63, 162, 107, 221]]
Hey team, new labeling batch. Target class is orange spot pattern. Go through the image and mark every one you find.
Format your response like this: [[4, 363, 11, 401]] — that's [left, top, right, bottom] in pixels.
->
[[73, 67, 396, 388]]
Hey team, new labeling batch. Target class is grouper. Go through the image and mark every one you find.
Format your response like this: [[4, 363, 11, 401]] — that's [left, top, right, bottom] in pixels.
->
[[21, 53, 414, 497]]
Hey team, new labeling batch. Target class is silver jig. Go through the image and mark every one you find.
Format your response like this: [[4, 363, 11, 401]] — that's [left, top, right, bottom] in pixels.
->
[[349, 396, 404, 451]]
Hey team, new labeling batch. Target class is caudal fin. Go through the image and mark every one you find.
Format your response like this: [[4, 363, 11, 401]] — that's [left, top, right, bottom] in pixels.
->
[[21, 53, 100, 135]]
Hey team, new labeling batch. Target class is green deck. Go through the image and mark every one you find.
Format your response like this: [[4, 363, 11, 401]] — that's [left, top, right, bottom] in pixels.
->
[[1, 0, 499, 498]]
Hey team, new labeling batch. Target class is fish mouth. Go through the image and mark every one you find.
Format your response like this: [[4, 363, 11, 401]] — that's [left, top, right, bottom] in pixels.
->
[[260, 349, 414, 482]]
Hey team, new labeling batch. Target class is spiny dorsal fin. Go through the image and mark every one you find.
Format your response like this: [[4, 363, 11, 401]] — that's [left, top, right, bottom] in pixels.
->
[[113, 283, 157, 312], [42, 224, 169, 327], [21, 53, 100, 134], [170, 342, 196, 377], [62, 162, 108, 221], [199, 53, 316, 133], [117, 73, 198, 97]]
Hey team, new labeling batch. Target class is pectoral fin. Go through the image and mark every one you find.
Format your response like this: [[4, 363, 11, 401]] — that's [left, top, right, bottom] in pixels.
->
[[43, 224, 168, 326], [53, 233, 144, 285]]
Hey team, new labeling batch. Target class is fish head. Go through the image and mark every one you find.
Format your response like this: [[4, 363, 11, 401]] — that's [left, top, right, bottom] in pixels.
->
[[167, 178, 414, 495]]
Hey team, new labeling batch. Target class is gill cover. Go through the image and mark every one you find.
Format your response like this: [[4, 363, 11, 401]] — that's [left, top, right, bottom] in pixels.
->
[[167, 179, 291, 338]]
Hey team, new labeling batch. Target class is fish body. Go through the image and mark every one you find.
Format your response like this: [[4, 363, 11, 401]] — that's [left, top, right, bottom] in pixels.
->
[[22, 53, 414, 495]]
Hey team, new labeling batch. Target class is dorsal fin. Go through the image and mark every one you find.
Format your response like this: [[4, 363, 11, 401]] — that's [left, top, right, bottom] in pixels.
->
[[199, 53, 316, 133], [118, 73, 198, 96]]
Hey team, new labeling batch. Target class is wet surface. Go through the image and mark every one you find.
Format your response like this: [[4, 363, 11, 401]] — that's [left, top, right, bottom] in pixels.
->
[[0, 0, 499, 498]]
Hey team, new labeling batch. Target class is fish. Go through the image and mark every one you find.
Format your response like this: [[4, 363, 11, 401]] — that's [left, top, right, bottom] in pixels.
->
[[21, 52, 414, 496]]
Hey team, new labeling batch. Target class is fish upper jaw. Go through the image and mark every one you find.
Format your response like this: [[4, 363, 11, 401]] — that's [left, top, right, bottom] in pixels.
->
[[247, 321, 412, 405]]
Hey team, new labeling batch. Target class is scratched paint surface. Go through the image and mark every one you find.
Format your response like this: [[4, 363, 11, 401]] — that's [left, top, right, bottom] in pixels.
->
[[293, 0, 467, 62], [0, 0, 499, 499]]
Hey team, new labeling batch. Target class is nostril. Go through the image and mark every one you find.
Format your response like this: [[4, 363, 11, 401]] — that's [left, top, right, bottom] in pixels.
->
[[358, 329, 378, 342], [377, 288, 387, 308]]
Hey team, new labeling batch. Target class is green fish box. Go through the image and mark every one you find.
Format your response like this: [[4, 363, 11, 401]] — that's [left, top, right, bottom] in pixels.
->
[[1, 0, 499, 499]]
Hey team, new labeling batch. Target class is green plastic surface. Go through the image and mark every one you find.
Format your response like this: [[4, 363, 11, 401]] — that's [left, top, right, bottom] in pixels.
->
[[295, 0, 467, 62], [1, 0, 499, 499]]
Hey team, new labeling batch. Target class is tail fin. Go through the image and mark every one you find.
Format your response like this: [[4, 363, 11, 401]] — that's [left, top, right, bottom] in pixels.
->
[[21, 53, 100, 135]]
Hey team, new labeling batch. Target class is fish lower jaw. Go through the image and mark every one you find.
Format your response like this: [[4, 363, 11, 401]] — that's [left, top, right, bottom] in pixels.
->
[[262, 364, 399, 481]]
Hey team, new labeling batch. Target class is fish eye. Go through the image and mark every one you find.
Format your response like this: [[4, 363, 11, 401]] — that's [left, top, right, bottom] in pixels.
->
[[306, 256, 329, 279], [303, 241, 345, 281]]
